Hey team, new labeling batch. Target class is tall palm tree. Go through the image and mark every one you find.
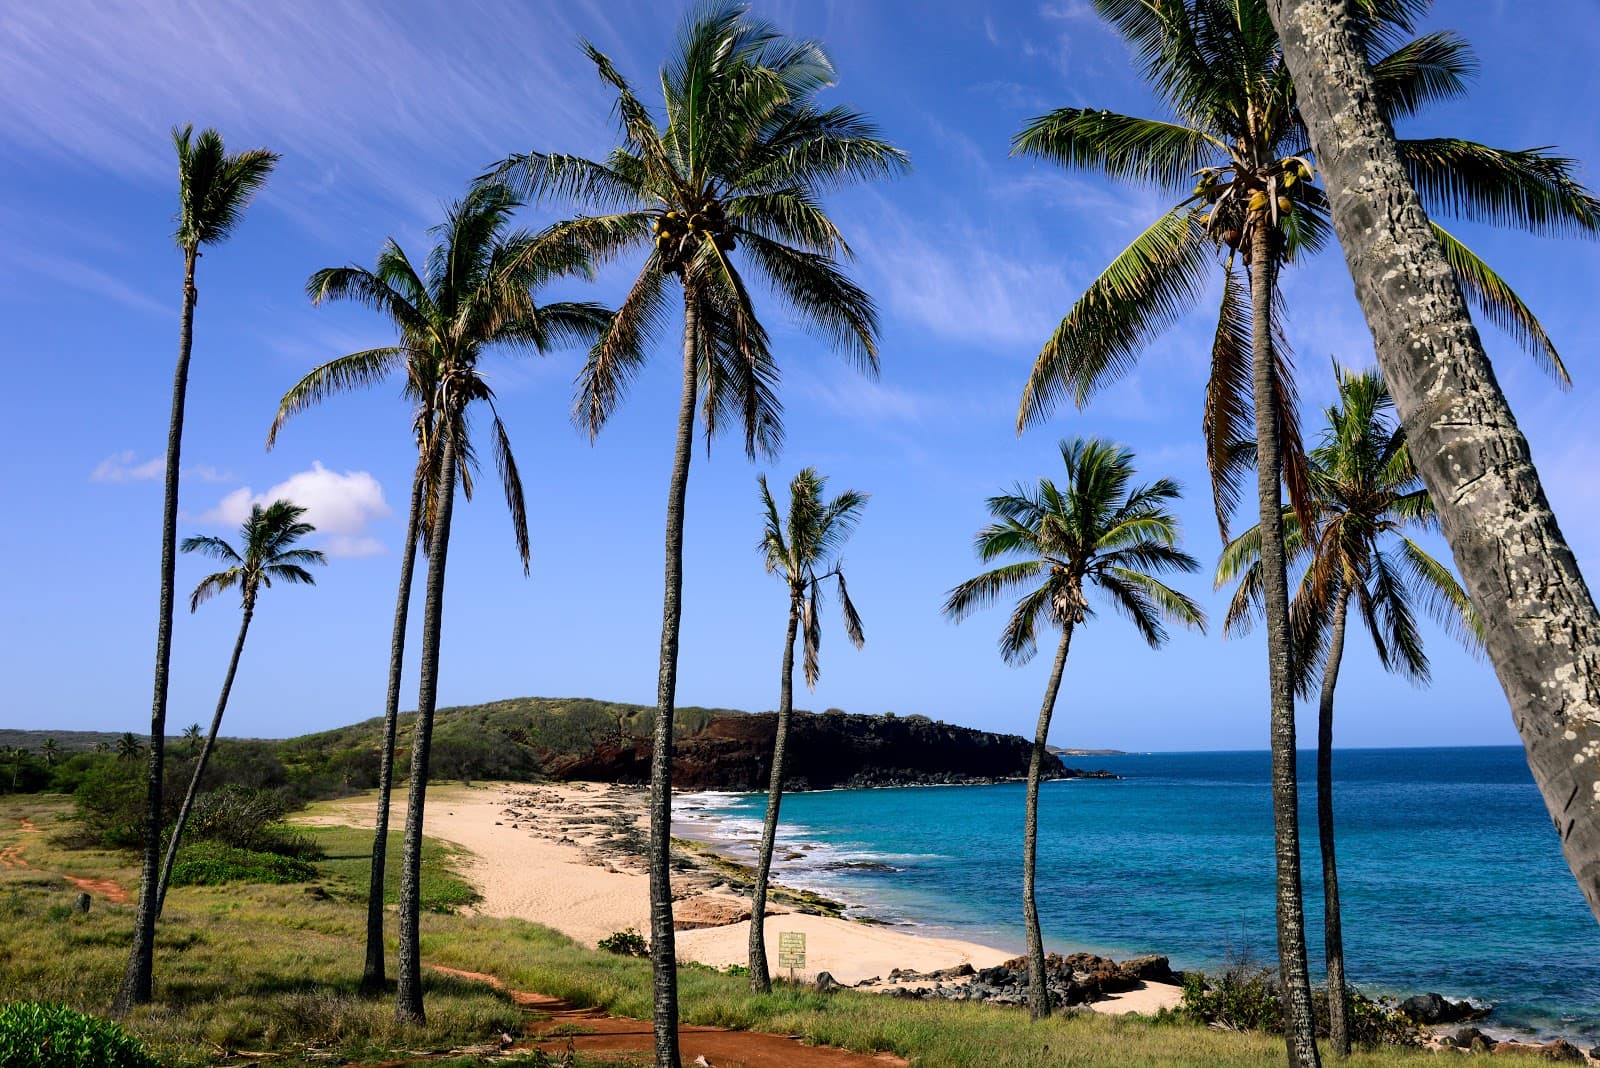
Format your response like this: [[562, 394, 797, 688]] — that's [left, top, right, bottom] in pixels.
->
[[182, 724, 202, 757], [154, 501, 325, 915], [118, 125, 278, 1014], [489, 8, 904, 1061], [747, 469, 867, 992], [1009, 4, 1596, 1059], [39, 739, 58, 767], [943, 439, 1205, 1020], [1267, 0, 1600, 931], [1217, 365, 1477, 1054], [275, 183, 608, 1023]]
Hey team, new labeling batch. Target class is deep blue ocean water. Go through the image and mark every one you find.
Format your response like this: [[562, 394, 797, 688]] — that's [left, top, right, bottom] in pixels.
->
[[675, 747, 1600, 1042]]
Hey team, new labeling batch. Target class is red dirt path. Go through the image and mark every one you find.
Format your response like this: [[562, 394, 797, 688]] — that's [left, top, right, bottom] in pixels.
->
[[430, 964, 909, 1068], [0, 817, 130, 904]]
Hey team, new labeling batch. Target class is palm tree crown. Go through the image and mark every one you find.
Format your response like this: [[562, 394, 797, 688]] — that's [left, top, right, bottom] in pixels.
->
[[1012, 0, 1598, 534], [182, 500, 325, 611], [269, 183, 611, 569], [172, 124, 279, 252], [490, 1, 909, 455], [944, 438, 1207, 660], [757, 469, 867, 686], [1217, 363, 1479, 687]]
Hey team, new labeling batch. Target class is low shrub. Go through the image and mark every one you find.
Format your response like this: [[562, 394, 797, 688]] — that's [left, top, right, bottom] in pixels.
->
[[0, 1001, 160, 1068], [597, 928, 648, 957], [169, 841, 316, 886]]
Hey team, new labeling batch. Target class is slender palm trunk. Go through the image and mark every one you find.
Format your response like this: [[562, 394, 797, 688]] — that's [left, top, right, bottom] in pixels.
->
[[1269, 0, 1600, 924], [116, 245, 199, 1014], [1025, 624, 1074, 1021], [1318, 589, 1352, 1056], [1249, 220, 1321, 1068], [154, 590, 256, 914], [395, 430, 459, 1025], [748, 598, 800, 993], [363, 460, 426, 994], [647, 292, 699, 1068]]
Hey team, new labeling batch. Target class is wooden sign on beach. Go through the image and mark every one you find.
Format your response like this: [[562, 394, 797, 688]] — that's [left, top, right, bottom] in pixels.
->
[[777, 930, 806, 973]]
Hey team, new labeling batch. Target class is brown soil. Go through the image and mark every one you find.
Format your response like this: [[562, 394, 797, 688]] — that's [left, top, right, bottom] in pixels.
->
[[1, 817, 130, 904], [430, 964, 909, 1068]]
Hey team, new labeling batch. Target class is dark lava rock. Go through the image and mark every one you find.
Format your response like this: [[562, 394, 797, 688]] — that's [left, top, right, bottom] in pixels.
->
[[1119, 955, 1178, 985], [815, 971, 841, 993], [1448, 1027, 1496, 1051], [1399, 992, 1487, 1024], [74, 892, 91, 913]]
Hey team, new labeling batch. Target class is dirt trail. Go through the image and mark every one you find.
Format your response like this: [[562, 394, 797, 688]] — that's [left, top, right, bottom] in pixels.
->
[[430, 964, 909, 1068], [0, 817, 130, 904]]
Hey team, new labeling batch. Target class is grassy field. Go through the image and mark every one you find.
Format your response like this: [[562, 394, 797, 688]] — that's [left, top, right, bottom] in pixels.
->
[[0, 795, 1489, 1067]]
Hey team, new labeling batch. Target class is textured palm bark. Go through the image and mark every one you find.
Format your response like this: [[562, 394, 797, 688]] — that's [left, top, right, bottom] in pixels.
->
[[1318, 589, 1351, 1057], [648, 292, 699, 1068], [363, 461, 426, 993], [1250, 221, 1322, 1068], [116, 245, 199, 1014], [155, 590, 257, 914], [1268, 0, 1600, 922], [1024, 625, 1073, 1022], [395, 430, 458, 1024], [748, 600, 801, 993]]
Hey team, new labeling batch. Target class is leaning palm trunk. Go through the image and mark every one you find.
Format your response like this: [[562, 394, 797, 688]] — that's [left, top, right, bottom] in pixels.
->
[[395, 432, 459, 1024], [1024, 625, 1074, 1021], [647, 293, 699, 1068], [1249, 222, 1321, 1068], [154, 590, 257, 914], [748, 602, 800, 993], [1318, 589, 1352, 1056], [116, 245, 199, 1014], [1268, 0, 1600, 923], [364, 462, 426, 993]]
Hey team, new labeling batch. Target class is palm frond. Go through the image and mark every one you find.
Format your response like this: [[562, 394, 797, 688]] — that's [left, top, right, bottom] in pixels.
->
[[1012, 108, 1222, 190], [1431, 221, 1569, 386], [1370, 30, 1476, 121], [267, 347, 409, 448], [1398, 138, 1600, 237]]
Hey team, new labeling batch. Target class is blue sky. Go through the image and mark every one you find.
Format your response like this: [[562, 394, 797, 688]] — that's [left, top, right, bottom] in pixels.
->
[[3, 1, 1597, 752]]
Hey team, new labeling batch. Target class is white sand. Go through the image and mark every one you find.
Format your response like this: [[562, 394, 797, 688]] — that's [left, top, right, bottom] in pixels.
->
[[297, 782, 1181, 1014]]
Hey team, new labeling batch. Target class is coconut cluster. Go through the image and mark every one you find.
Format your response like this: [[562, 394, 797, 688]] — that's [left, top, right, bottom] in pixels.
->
[[1190, 156, 1314, 266], [653, 197, 735, 275]]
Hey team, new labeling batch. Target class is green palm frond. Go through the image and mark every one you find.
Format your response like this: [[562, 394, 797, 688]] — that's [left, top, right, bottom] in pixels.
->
[[576, 261, 670, 439], [268, 347, 410, 448], [1018, 209, 1211, 429], [1204, 265, 1255, 538], [172, 124, 279, 250], [183, 499, 325, 611], [737, 232, 879, 374], [489, 405, 530, 574], [1012, 108, 1222, 190], [1369, 31, 1476, 120], [1431, 222, 1569, 386], [1398, 138, 1600, 237]]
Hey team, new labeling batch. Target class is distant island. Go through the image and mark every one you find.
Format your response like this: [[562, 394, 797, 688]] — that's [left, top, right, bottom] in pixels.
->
[[1, 696, 1118, 795], [1048, 746, 1128, 757]]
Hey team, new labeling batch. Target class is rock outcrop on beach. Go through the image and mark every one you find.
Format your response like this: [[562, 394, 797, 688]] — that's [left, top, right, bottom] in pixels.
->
[[858, 952, 1179, 1008], [545, 708, 1115, 791]]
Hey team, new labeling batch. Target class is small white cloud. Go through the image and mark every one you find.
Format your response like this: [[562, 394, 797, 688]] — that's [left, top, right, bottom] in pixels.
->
[[91, 450, 163, 482], [92, 451, 233, 484], [200, 461, 392, 558]]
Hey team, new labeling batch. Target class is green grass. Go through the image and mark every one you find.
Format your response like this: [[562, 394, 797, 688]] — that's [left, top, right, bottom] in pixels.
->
[[0, 795, 1463, 1068], [168, 840, 317, 887], [304, 822, 480, 913]]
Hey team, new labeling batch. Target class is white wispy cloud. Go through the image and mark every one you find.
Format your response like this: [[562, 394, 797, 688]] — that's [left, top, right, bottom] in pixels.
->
[[91, 451, 232, 483], [199, 461, 391, 558]]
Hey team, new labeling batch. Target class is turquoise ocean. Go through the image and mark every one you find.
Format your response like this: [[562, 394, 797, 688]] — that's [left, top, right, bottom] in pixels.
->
[[674, 746, 1600, 1043]]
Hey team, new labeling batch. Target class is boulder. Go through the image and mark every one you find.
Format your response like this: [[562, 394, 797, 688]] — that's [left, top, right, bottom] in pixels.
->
[[815, 971, 841, 993], [1399, 992, 1486, 1024], [1119, 955, 1178, 985], [1539, 1039, 1585, 1062], [1448, 1027, 1496, 1051], [74, 892, 91, 914]]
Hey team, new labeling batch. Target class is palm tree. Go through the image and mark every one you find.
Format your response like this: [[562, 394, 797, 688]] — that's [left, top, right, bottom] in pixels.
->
[[1267, 0, 1600, 929], [1217, 365, 1477, 1053], [1009, 4, 1596, 1059], [275, 183, 608, 1023], [182, 724, 202, 756], [488, 8, 904, 1061], [39, 739, 58, 767], [943, 439, 1205, 1020], [116, 733, 143, 762], [153, 501, 325, 915], [118, 125, 278, 1014], [93, 741, 111, 755], [747, 469, 867, 992]]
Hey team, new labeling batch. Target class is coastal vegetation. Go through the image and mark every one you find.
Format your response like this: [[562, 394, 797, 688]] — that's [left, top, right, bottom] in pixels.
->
[[943, 439, 1205, 1020], [13, 0, 1600, 1066], [747, 469, 868, 992]]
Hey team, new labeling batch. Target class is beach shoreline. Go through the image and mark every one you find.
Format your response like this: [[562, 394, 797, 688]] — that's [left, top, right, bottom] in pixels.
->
[[296, 781, 1182, 1013]]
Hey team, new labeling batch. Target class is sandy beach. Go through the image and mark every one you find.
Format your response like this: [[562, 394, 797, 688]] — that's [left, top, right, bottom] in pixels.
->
[[298, 781, 1181, 1013]]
